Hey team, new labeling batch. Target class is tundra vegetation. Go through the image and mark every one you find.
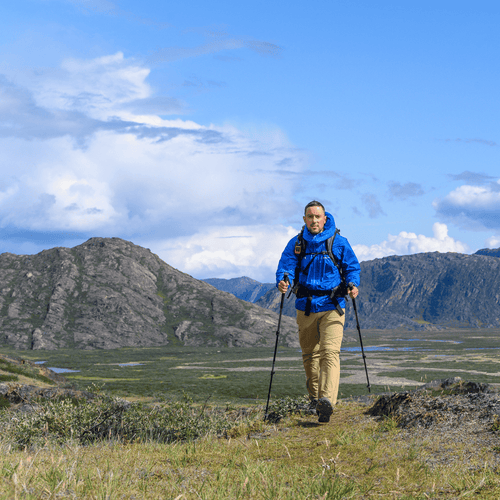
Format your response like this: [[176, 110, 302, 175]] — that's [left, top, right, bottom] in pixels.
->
[[1, 328, 500, 498]]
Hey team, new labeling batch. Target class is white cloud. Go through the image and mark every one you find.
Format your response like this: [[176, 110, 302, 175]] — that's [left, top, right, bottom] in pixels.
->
[[0, 123, 303, 234], [353, 223, 469, 261], [30, 52, 151, 121], [0, 52, 306, 239], [433, 181, 500, 231], [486, 235, 500, 248], [148, 225, 298, 282]]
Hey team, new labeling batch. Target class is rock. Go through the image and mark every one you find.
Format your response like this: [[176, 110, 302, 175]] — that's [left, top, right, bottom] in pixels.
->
[[0, 238, 298, 350], [475, 247, 500, 258], [366, 380, 500, 470], [31, 328, 58, 350], [367, 378, 499, 428]]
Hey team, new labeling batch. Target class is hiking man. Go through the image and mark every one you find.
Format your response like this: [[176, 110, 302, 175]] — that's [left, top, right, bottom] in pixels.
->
[[276, 201, 360, 423]]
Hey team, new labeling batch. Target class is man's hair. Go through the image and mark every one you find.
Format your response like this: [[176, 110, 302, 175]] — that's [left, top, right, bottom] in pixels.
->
[[304, 200, 325, 215]]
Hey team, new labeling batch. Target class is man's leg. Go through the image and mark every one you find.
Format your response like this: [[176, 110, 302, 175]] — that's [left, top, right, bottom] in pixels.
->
[[296, 310, 321, 401], [317, 309, 345, 405]]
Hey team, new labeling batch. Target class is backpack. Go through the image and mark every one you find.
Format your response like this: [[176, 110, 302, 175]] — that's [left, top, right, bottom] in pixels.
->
[[289, 226, 348, 316]]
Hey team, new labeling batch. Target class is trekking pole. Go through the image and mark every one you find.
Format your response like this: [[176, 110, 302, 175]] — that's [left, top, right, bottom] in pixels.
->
[[264, 272, 289, 421], [351, 296, 371, 392]]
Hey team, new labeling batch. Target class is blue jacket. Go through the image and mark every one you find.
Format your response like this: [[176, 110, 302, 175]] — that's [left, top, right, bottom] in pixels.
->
[[276, 212, 360, 313]]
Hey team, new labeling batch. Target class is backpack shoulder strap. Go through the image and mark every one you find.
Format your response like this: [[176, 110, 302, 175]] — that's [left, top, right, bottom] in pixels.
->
[[326, 228, 344, 279], [294, 225, 306, 257], [290, 226, 305, 293]]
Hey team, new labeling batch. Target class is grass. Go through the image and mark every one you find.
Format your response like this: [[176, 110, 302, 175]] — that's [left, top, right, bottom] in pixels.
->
[[1, 328, 500, 497], [0, 359, 56, 386], [1, 398, 500, 499], [381, 370, 500, 385]]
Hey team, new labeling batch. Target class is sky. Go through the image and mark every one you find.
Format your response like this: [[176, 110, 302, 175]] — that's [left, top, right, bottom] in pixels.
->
[[1, 0, 499, 282]]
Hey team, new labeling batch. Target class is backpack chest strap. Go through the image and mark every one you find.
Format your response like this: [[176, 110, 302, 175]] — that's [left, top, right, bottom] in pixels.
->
[[295, 284, 346, 316]]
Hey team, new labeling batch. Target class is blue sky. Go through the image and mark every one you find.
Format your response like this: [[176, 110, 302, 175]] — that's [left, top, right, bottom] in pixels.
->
[[1, 0, 499, 282]]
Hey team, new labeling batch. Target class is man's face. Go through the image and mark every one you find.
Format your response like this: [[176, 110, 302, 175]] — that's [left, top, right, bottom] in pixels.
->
[[303, 206, 327, 234]]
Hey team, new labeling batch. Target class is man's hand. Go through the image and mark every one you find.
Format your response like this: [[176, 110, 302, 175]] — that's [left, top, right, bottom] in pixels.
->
[[348, 285, 359, 299], [278, 280, 289, 294]]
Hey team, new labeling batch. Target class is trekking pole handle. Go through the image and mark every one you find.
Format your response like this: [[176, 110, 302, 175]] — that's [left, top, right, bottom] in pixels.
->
[[347, 282, 359, 299], [279, 272, 289, 295]]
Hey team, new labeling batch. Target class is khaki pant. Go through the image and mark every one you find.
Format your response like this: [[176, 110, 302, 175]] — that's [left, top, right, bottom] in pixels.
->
[[297, 308, 345, 405]]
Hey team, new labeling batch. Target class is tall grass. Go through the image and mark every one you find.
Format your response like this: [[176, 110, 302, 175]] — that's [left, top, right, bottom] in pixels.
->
[[2, 392, 500, 499]]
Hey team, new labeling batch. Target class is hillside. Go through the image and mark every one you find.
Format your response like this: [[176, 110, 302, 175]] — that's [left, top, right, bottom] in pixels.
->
[[202, 276, 274, 302], [475, 247, 500, 258], [253, 249, 500, 330], [0, 352, 64, 387], [0, 238, 298, 350]]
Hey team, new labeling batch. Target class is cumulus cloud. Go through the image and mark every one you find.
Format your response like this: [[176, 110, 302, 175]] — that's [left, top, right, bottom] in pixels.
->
[[26, 52, 151, 120], [433, 181, 500, 231], [148, 225, 298, 282], [353, 223, 469, 262], [486, 235, 500, 248], [0, 51, 305, 266], [0, 125, 303, 235]]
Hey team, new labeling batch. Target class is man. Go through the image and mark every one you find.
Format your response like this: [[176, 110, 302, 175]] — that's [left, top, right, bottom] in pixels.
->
[[276, 201, 360, 423]]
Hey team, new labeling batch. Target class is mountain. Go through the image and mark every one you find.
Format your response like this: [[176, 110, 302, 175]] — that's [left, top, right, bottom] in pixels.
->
[[474, 247, 500, 258], [202, 277, 274, 302], [255, 250, 500, 330], [0, 238, 298, 350]]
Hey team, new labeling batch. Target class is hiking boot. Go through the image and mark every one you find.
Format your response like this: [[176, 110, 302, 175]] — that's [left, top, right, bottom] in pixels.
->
[[317, 397, 333, 423], [306, 399, 318, 415]]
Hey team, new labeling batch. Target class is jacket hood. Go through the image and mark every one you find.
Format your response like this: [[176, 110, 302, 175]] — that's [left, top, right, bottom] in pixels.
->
[[303, 211, 336, 243]]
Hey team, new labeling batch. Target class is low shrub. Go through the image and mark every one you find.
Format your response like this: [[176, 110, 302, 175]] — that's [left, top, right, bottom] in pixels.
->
[[0, 395, 10, 410], [265, 395, 310, 422], [0, 387, 260, 449]]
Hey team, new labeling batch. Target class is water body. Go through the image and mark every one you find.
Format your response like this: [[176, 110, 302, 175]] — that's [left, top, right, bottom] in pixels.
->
[[397, 339, 463, 344], [34, 360, 144, 372], [342, 346, 417, 352], [33, 361, 80, 373], [48, 367, 80, 374]]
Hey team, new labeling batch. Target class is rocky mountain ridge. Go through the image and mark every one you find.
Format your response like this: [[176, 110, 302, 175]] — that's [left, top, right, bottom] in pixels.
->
[[475, 247, 500, 258], [0, 238, 298, 350], [214, 248, 500, 331], [202, 277, 274, 302]]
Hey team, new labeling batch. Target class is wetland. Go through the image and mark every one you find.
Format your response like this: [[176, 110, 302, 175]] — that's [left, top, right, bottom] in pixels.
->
[[2, 327, 499, 402]]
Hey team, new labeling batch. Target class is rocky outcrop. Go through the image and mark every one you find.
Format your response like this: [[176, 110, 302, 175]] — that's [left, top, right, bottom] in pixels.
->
[[0, 238, 298, 350]]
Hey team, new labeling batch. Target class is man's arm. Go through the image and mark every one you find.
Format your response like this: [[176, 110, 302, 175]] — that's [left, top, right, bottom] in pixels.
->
[[276, 237, 298, 293], [340, 238, 361, 297]]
